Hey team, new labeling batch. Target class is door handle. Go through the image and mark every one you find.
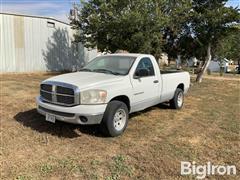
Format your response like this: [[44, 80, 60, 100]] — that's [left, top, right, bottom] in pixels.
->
[[153, 80, 159, 83]]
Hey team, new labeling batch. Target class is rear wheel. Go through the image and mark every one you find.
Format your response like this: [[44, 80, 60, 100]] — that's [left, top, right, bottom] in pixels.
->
[[170, 88, 184, 109], [100, 100, 129, 137]]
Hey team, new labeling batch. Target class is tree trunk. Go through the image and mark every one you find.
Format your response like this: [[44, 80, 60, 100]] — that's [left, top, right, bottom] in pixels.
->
[[238, 59, 240, 74], [196, 43, 212, 83], [176, 54, 181, 69]]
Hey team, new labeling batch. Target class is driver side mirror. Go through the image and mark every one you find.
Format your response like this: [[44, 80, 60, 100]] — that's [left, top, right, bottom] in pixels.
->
[[133, 68, 149, 79]]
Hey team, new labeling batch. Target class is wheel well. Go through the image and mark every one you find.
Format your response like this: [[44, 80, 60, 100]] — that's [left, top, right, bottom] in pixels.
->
[[110, 95, 130, 111], [177, 83, 184, 91]]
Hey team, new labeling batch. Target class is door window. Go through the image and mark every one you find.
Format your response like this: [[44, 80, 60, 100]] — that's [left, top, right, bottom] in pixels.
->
[[135, 58, 155, 76]]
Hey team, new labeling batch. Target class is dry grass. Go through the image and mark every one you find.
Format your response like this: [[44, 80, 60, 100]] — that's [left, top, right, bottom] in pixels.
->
[[0, 73, 239, 180]]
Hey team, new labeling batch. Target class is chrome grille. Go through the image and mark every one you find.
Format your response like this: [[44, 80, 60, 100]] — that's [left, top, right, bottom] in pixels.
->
[[40, 81, 80, 106], [41, 84, 52, 92], [57, 95, 75, 104], [56, 86, 74, 95], [40, 90, 52, 101]]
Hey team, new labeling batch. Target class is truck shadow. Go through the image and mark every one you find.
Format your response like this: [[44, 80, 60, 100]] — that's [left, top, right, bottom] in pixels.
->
[[14, 104, 171, 138], [14, 109, 104, 138], [129, 103, 170, 118]]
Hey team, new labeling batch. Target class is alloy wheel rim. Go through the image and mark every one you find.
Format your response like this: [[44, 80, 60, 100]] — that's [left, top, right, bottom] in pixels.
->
[[177, 92, 183, 107], [113, 108, 126, 131]]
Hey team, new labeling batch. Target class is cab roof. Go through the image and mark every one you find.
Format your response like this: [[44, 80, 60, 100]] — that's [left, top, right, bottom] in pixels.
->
[[103, 53, 151, 58]]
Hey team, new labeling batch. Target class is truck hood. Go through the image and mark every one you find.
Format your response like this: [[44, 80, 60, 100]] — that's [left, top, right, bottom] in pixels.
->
[[43, 72, 124, 89]]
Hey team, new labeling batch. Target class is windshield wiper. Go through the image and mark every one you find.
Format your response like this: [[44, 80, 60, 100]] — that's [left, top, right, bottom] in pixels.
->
[[93, 69, 122, 75], [79, 68, 92, 72]]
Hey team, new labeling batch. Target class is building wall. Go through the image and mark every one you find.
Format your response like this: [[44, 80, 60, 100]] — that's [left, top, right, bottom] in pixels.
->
[[0, 13, 97, 72], [208, 60, 228, 73]]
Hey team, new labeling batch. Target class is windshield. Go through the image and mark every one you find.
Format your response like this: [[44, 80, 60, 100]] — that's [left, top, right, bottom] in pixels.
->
[[81, 56, 136, 75]]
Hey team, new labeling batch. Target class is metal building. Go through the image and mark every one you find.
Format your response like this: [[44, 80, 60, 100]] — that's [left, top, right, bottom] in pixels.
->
[[0, 13, 97, 72]]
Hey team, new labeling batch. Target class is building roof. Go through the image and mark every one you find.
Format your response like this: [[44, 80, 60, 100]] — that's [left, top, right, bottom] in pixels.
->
[[0, 12, 70, 25]]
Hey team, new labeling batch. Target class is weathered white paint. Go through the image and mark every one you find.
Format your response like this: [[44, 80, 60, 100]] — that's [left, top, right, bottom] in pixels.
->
[[0, 13, 97, 72]]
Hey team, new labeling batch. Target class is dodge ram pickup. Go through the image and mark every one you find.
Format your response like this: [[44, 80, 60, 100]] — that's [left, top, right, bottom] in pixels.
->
[[37, 54, 190, 136]]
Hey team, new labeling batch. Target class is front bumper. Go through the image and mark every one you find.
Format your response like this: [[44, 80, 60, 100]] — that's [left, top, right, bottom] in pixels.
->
[[36, 96, 107, 125]]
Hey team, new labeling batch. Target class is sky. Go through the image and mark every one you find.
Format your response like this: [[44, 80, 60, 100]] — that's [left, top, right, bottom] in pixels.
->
[[0, 0, 239, 23], [0, 0, 78, 23], [226, 0, 240, 7]]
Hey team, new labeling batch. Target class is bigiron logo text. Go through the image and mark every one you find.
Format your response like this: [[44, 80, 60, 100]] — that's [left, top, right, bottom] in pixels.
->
[[181, 161, 237, 179]]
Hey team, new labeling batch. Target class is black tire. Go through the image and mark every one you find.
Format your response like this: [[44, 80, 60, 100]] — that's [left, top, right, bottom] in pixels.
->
[[170, 88, 184, 109], [100, 100, 129, 137]]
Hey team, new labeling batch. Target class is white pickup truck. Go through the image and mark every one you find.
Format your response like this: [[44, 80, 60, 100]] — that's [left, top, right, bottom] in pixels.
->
[[37, 54, 190, 136]]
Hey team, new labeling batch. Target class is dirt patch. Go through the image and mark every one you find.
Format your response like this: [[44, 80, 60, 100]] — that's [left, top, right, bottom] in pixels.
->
[[1, 73, 239, 179]]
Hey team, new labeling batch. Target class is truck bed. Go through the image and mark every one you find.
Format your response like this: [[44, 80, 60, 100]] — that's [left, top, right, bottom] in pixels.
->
[[159, 70, 190, 102], [160, 70, 183, 74]]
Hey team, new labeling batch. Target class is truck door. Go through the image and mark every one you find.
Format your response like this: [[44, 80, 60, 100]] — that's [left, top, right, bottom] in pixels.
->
[[130, 57, 160, 111]]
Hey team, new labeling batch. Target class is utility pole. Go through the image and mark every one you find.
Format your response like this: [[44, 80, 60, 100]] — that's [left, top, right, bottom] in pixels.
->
[[69, 2, 79, 22]]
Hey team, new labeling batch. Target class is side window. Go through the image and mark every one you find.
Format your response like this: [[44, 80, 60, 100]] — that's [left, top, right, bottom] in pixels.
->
[[135, 58, 155, 77]]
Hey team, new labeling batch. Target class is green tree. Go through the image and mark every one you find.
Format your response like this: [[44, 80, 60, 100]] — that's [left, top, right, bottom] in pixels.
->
[[162, 0, 193, 60], [71, 0, 169, 60], [188, 0, 240, 82], [71, 0, 239, 82], [213, 25, 240, 62]]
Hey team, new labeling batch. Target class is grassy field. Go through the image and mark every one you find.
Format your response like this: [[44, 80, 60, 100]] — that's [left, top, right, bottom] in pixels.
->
[[0, 73, 239, 180]]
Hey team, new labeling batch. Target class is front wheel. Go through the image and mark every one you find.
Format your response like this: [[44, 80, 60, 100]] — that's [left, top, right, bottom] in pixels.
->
[[170, 88, 184, 109], [100, 100, 129, 137]]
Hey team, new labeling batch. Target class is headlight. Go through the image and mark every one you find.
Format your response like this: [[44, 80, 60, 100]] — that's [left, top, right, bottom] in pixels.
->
[[80, 89, 107, 104]]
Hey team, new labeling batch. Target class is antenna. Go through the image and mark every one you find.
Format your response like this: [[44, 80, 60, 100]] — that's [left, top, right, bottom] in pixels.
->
[[69, 2, 79, 21]]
